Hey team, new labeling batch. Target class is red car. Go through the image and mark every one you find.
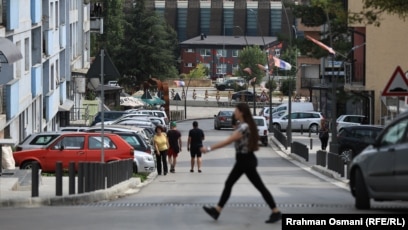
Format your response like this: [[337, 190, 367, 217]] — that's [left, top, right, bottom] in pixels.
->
[[13, 132, 134, 172]]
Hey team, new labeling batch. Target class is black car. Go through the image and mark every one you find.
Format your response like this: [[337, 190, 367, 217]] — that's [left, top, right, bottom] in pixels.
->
[[214, 110, 234, 130], [337, 125, 383, 162], [231, 90, 258, 102]]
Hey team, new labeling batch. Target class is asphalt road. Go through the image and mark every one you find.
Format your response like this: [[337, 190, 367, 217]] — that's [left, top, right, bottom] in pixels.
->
[[1, 119, 407, 230]]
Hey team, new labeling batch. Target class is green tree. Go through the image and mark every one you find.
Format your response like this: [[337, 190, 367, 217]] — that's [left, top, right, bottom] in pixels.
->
[[188, 64, 207, 79], [119, 0, 178, 86], [349, 0, 408, 26], [280, 78, 296, 97], [91, 0, 125, 60], [238, 46, 267, 85], [290, 0, 351, 59]]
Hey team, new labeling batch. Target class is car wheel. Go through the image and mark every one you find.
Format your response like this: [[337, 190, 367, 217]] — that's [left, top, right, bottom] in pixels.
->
[[21, 161, 38, 170], [273, 123, 281, 132], [133, 163, 138, 174], [309, 123, 319, 133], [354, 169, 370, 209], [340, 148, 353, 164]]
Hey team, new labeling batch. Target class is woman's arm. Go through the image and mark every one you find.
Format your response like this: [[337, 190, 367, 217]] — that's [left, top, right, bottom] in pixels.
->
[[201, 129, 242, 153]]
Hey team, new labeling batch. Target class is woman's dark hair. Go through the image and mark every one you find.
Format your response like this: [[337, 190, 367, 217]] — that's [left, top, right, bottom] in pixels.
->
[[236, 103, 259, 152], [155, 125, 164, 133]]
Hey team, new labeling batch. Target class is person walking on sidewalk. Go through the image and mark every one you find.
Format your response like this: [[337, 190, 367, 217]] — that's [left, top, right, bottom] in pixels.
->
[[167, 121, 182, 173], [200, 103, 282, 224], [154, 125, 169, 175], [319, 118, 330, 151], [187, 121, 205, 173]]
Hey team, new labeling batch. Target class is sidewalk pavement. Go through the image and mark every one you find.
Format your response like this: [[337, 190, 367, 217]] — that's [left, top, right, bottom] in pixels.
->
[[0, 105, 348, 208]]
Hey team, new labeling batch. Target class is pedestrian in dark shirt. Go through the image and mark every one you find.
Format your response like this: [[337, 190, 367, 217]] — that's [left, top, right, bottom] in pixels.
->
[[200, 103, 282, 224], [188, 121, 205, 173], [167, 121, 182, 173]]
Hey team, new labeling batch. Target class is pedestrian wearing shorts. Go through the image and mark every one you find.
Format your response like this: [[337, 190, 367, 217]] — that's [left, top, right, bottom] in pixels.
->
[[167, 121, 182, 173], [154, 125, 169, 175], [188, 121, 205, 173]]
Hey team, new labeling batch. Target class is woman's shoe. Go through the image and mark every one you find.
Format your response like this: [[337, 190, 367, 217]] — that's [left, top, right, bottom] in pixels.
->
[[203, 206, 220, 220], [190, 169, 194, 173], [265, 212, 282, 223]]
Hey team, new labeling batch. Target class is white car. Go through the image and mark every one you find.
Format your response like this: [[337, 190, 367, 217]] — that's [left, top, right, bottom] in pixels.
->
[[336, 115, 367, 132], [253, 116, 268, 146], [134, 150, 155, 173], [272, 111, 323, 132]]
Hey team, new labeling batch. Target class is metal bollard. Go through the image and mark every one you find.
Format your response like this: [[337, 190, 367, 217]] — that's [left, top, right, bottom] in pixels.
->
[[56, 161, 63, 196], [310, 138, 313, 149], [69, 162, 75, 195], [31, 162, 39, 197], [78, 162, 84, 194], [300, 125, 303, 135]]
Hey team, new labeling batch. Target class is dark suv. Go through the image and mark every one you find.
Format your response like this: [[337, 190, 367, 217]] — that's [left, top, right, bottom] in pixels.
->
[[337, 125, 383, 162], [91, 111, 129, 126]]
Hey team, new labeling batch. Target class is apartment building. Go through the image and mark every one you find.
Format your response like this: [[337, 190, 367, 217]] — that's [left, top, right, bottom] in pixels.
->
[[348, 1, 408, 125], [0, 0, 90, 145]]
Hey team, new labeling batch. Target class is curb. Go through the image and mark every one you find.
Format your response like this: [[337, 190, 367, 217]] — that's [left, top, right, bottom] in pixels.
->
[[0, 177, 145, 207], [269, 135, 349, 187]]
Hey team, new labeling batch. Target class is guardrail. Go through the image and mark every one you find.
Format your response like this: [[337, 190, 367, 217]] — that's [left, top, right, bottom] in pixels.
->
[[291, 141, 309, 162], [30, 159, 134, 197]]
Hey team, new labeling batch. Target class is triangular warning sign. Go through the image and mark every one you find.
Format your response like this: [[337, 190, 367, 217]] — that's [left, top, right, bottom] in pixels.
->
[[382, 66, 408, 96], [173, 92, 181, 101]]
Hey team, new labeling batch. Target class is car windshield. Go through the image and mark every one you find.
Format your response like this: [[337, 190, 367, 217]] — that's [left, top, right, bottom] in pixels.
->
[[220, 111, 233, 116], [254, 119, 265, 126]]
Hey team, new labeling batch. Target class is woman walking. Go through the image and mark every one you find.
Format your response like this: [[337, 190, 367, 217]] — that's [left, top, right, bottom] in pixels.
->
[[200, 103, 282, 224], [154, 125, 169, 175]]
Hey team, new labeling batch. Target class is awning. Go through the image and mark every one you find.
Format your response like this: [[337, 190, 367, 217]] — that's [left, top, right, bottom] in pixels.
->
[[0, 37, 23, 64], [58, 99, 74, 111]]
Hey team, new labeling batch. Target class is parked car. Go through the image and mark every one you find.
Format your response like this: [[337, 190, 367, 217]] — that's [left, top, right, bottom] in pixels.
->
[[231, 90, 258, 102], [336, 115, 368, 132], [91, 111, 129, 126], [214, 110, 234, 130], [272, 111, 324, 132], [133, 149, 155, 173], [15, 132, 63, 151], [271, 102, 314, 115], [127, 109, 169, 125], [60, 126, 89, 132], [258, 106, 275, 120], [215, 78, 246, 91], [337, 125, 383, 162], [349, 112, 408, 209], [87, 128, 152, 154], [13, 132, 135, 173], [253, 116, 268, 146]]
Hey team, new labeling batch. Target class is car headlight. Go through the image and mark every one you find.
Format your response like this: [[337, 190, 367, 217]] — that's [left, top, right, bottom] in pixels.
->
[[144, 156, 153, 161]]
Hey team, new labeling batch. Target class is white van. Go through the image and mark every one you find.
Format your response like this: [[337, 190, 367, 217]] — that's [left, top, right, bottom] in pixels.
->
[[271, 102, 314, 115]]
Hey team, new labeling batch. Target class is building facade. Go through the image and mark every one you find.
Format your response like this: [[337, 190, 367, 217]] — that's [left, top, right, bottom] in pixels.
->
[[0, 0, 90, 144], [348, 1, 408, 125]]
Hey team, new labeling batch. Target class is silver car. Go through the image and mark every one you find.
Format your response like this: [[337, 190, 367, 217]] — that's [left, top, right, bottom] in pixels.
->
[[349, 112, 408, 209], [134, 150, 155, 173], [15, 132, 63, 151], [272, 111, 323, 132]]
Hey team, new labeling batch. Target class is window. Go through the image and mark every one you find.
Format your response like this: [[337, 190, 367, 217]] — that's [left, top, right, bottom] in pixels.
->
[[186, 48, 194, 53], [53, 136, 85, 150], [216, 64, 226, 74], [88, 136, 116, 149], [380, 118, 408, 146], [24, 38, 29, 71], [200, 49, 211, 56], [232, 50, 239, 57], [216, 49, 226, 57], [232, 64, 239, 73]]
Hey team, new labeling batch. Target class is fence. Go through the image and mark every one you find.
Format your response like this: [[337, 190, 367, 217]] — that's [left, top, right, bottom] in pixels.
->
[[30, 159, 134, 197], [291, 141, 309, 162]]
